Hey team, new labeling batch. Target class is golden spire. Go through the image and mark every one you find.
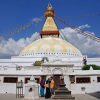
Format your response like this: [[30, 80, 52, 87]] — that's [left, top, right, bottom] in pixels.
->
[[48, 2, 52, 9], [44, 2, 55, 17], [40, 3, 60, 38]]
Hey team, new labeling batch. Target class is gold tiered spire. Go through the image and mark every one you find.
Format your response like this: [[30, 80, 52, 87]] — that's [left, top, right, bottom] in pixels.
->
[[45, 2, 54, 17], [40, 3, 60, 38]]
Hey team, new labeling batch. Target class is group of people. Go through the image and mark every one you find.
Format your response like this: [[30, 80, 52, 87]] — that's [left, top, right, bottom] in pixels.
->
[[40, 77, 55, 98]]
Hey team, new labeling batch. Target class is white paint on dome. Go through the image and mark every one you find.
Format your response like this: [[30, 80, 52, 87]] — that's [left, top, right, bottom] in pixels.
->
[[20, 37, 82, 57]]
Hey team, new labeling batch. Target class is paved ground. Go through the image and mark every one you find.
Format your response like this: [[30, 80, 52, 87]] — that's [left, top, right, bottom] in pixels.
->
[[73, 94, 99, 100], [88, 92, 100, 99], [0, 94, 99, 100]]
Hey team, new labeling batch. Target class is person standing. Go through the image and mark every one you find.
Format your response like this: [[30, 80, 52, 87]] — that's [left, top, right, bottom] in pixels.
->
[[40, 79, 45, 97], [45, 78, 51, 98], [50, 77, 55, 95]]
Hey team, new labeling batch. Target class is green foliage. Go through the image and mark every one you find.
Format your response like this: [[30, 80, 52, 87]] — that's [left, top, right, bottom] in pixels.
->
[[82, 64, 100, 70], [34, 61, 43, 66]]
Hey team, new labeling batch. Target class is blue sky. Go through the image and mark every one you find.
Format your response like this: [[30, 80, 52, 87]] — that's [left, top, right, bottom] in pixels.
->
[[0, 0, 100, 40]]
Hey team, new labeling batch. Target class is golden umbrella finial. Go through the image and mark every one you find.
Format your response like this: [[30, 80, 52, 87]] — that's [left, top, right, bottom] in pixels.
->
[[45, 2, 55, 17], [48, 2, 52, 8]]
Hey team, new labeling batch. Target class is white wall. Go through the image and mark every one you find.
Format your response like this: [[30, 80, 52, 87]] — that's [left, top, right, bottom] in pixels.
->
[[71, 83, 100, 94], [0, 83, 16, 94], [0, 83, 25, 94], [64, 75, 70, 90], [70, 75, 100, 94], [87, 58, 100, 66]]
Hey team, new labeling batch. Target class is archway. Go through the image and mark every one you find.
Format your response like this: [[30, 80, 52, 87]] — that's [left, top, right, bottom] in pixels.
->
[[52, 68, 64, 89]]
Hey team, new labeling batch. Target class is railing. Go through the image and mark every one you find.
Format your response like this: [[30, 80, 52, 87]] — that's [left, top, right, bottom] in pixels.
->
[[16, 81, 24, 98]]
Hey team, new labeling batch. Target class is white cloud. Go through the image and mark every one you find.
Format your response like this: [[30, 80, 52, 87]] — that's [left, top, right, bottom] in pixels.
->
[[78, 24, 90, 29], [32, 18, 42, 23], [0, 36, 4, 41], [60, 27, 100, 57], [0, 32, 40, 58], [0, 25, 100, 58]]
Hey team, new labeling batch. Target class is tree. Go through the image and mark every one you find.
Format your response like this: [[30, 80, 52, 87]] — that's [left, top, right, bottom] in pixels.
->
[[82, 64, 100, 70], [34, 61, 43, 66]]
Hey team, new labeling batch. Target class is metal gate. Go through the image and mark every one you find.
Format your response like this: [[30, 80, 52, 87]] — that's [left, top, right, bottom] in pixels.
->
[[16, 80, 24, 98]]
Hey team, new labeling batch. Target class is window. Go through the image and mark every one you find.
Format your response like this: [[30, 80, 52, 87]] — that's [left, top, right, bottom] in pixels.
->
[[97, 77, 100, 82], [70, 75, 75, 84], [76, 77, 91, 83], [35, 78, 40, 83], [25, 78, 30, 83], [4, 77, 18, 83]]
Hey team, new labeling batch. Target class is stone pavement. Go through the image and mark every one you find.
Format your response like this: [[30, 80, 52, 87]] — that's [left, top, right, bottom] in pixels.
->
[[0, 94, 99, 100], [89, 92, 100, 99], [73, 94, 99, 100]]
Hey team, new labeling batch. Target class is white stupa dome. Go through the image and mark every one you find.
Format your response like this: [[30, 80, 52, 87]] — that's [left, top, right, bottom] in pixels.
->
[[20, 37, 82, 57]]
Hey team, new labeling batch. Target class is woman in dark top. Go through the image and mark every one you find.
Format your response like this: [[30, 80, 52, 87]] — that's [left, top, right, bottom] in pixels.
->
[[45, 78, 51, 98]]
